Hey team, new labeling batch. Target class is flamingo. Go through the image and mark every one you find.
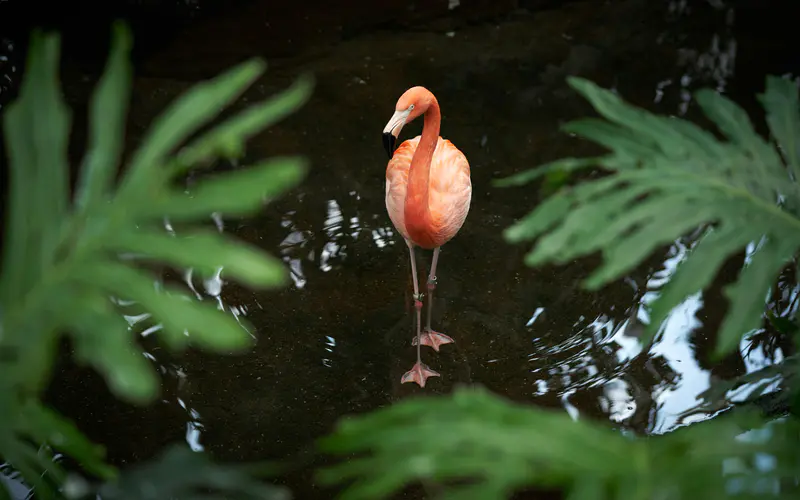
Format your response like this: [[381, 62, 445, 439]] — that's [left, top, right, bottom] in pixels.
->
[[382, 86, 472, 388]]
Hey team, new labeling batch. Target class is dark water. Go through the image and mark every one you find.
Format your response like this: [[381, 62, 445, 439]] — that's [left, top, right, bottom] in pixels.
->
[[1, 0, 798, 498]]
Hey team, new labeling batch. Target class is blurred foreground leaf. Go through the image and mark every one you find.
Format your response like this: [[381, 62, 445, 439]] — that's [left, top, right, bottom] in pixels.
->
[[0, 20, 311, 498], [496, 75, 800, 358], [97, 445, 289, 500], [318, 386, 795, 500]]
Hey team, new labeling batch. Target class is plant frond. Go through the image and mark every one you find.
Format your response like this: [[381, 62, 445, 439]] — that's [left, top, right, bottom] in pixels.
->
[[497, 76, 800, 355], [97, 444, 290, 500], [318, 386, 788, 500], [758, 76, 800, 183], [0, 21, 311, 491], [0, 30, 70, 301], [75, 21, 132, 213]]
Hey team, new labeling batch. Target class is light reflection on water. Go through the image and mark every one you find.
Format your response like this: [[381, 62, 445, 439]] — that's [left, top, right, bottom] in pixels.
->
[[520, 223, 788, 435], [279, 193, 397, 289]]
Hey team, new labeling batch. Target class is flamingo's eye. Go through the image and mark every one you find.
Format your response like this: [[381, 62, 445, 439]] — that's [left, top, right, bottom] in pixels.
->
[[408, 104, 415, 111]]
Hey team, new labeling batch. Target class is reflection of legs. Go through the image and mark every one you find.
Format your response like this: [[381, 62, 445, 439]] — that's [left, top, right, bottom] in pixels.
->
[[401, 245, 439, 387], [415, 246, 454, 351]]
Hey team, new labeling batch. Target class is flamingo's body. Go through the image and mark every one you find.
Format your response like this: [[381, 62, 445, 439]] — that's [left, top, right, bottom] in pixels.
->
[[385, 136, 471, 248], [382, 87, 472, 388]]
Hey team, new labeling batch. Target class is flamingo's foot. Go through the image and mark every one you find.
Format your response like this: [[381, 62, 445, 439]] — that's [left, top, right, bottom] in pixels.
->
[[412, 329, 455, 352], [401, 361, 440, 388]]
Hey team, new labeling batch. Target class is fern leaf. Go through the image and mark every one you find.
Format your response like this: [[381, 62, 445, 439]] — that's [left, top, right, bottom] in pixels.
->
[[717, 235, 800, 356], [0, 21, 312, 490], [107, 228, 288, 289], [647, 225, 755, 328], [116, 58, 266, 200], [3, 438, 63, 499], [83, 261, 252, 351], [497, 76, 800, 355], [491, 157, 601, 188], [18, 402, 116, 479], [583, 196, 729, 288], [97, 444, 290, 500], [0, 30, 70, 301], [67, 292, 160, 403], [75, 21, 132, 213], [141, 157, 307, 221], [563, 118, 662, 161], [176, 73, 314, 169], [504, 174, 627, 243], [759, 76, 800, 182], [318, 386, 782, 500], [694, 88, 787, 200], [566, 78, 717, 163]]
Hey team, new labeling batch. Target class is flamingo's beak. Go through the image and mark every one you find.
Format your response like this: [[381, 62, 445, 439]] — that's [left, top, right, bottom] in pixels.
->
[[382, 132, 396, 159], [382, 108, 411, 158]]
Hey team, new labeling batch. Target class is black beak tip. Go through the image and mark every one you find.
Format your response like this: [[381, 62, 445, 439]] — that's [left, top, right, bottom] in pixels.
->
[[382, 132, 396, 159]]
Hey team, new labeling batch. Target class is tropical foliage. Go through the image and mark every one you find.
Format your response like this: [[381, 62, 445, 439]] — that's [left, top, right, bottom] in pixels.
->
[[0, 22, 311, 498], [318, 77, 800, 498], [497, 75, 800, 357]]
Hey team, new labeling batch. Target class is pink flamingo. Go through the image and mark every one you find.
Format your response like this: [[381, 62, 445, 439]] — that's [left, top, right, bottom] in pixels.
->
[[382, 86, 472, 388]]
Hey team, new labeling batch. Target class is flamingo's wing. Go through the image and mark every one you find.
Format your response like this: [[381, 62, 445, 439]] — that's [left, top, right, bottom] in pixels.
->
[[385, 137, 420, 242], [429, 139, 472, 243]]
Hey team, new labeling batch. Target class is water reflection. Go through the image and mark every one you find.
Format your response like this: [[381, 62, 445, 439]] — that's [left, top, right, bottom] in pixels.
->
[[520, 220, 788, 435], [0, 37, 16, 111], [661, 0, 737, 114], [177, 396, 205, 452], [278, 192, 398, 289]]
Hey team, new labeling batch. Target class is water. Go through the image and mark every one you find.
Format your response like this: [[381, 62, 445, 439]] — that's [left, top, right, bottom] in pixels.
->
[[2, 0, 798, 498]]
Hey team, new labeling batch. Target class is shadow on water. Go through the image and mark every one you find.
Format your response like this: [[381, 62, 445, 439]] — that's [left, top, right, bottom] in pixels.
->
[[1, 0, 799, 498]]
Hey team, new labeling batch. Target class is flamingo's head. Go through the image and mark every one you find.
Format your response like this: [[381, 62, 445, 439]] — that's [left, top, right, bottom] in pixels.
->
[[382, 86, 434, 158]]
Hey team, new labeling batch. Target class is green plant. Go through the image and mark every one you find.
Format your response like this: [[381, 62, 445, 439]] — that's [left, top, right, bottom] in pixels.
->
[[317, 77, 800, 499], [0, 22, 312, 498], [319, 385, 796, 499], [498, 75, 800, 357]]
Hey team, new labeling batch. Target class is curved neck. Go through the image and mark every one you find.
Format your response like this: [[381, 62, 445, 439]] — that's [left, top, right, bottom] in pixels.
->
[[404, 98, 440, 245]]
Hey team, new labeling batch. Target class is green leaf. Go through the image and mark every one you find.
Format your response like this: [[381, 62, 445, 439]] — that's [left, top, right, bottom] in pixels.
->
[[562, 118, 661, 161], [1, 438, 63, 499], [117, 57, 267, 199], [75, 22, 133, 212], [503, 174, 627, 243], [567, 77, 711, 162], [105, 228, 289, 289], [695, 87, 786, 196], [583, 197, 729, 289], [80, 261, 253, 351], [566, 477, 606, 500], [0, 22, 310, 498], [143, 157, 307, 220], [492, 157, 602, 188], [98, 445, 290, 500], [758, 75, 800, 181], [18, 402, 116, 480], [0, 30, 71, 301], [176, 73, 315, 169], [499, 75, 800, 359], [716, 235, 800, 356], [647, 225, 755, 337], [67, 293, 160, 404], [318, 386, 781, 500]]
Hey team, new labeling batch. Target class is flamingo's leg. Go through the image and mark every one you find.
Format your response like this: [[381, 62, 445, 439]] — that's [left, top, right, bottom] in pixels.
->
[[402, 244, 439, 387], [413, 246, 455, 351]]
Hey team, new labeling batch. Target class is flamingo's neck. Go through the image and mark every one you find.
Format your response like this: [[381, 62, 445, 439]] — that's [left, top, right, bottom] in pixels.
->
[[404, 98, 440, 247]]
